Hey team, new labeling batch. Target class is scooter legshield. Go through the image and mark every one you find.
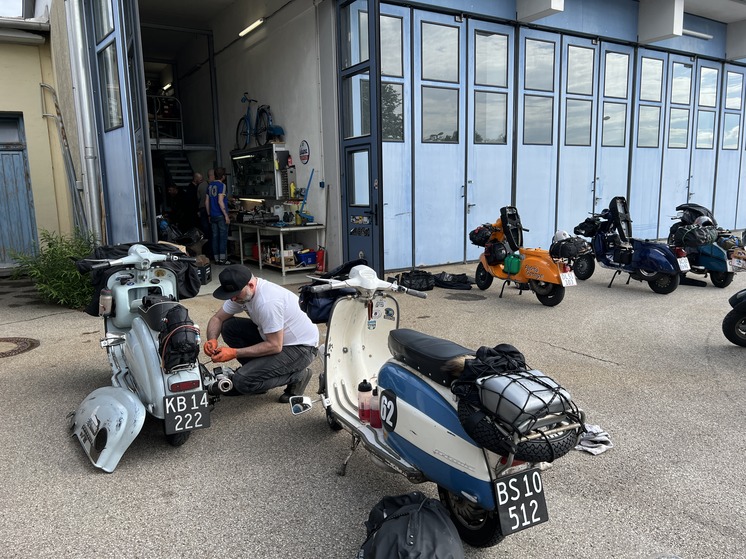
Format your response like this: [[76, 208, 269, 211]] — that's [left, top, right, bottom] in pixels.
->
[[70, 386, 146, 473]]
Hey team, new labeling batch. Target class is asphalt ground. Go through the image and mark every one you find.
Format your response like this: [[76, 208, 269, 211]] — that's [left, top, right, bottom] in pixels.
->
[[1, 262, 745, 559]]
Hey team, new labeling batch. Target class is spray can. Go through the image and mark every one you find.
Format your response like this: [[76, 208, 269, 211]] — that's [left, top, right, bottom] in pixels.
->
[[357, 379, 372, 423], [98, 288, 112, 316], [369, 387, 382, 429]]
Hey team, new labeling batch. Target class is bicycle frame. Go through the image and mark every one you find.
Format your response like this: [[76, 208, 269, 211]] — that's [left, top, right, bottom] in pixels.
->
[[235, 92, 282, 149]]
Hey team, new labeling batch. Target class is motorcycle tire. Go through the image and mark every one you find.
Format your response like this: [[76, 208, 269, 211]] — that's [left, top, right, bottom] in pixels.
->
[[572, 253, 595, 280], [166, 430, 191, 447], [326, 407, 343, 431], [475, 262, 493, 290], [438, 485, 504, 548], [722, 309, 746, 346], [648, 272, 679, 294], [530, 280, 565, 307], [711, 271, 735, 289]]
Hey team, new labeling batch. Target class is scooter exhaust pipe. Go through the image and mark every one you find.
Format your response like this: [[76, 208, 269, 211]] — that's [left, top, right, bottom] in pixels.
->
[[207, 376, 234, 395]]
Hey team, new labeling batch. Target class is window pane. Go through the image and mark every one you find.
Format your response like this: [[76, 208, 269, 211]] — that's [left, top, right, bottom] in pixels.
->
[[567, 45, 594, 95], [523, 95, 553, 145], [422, 22, 459, 82], [525, 39, 554, 92], [0, 118, 20, 143], [602, 102, 627, 147], [343, 72, 370, 138], [348, 150, 370, 206], [668, 108, 689, 148], [341, 1, 368, 69], [98, 43, 123, 131], [671, 62, 692, 105], [565, 99, 592, 145], [726, 72, 743, 110], [92, 0, 114, 43], [381, 15, 402, 77], [723, 113, 740, 150], [604, 52, 629, 98], [382, 82, 404, 141], [475, 31, 508, 87], [640, 57, 663, 102], [422, 87, 458, 142], [696, 110, 715, 149], [474, 91, 507, 144], [699, 67, 718, 107], [637, 105, 660, 148]]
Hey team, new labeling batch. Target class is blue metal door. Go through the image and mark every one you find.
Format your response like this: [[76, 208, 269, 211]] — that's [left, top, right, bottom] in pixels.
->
[[716, 66, 745, 229], [688, 60, 721, 212]]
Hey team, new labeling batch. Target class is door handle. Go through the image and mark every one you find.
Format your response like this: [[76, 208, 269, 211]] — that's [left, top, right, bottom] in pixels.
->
[[467, 203, 476, 214], [364, 204, 378, 226]]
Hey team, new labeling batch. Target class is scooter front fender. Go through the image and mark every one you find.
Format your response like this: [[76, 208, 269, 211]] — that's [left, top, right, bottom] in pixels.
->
[[728, 288, 746, 309], [70, 386, 146, 473], [696, 243, 730, 273]]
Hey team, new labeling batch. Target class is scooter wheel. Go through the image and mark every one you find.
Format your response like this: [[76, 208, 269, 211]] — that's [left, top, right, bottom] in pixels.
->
[[530, 280, 565, 306], [711, 271, 735, 289], [166, 430, 191, 447], [438, 485, 504, 548], [475, 262, 493, 290], [572, 253, 595, 280], [648, 272, 679, 294], [326, 407, 343, 431], [723, 309, 746, 346]]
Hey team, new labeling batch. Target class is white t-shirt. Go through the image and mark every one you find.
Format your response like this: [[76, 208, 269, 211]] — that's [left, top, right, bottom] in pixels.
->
[[222, 278, 319, 347]]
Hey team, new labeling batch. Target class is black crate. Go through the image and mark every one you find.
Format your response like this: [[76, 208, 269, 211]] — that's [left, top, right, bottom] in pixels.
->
[[197, 264, 212, 285]]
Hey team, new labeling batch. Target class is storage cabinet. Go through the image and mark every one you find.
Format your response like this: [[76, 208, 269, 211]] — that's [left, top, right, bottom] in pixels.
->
[[230, 143, 293, 199]]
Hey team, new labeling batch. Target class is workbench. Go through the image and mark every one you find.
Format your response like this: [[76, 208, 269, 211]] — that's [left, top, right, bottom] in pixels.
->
[[232, 222, 325, 276]]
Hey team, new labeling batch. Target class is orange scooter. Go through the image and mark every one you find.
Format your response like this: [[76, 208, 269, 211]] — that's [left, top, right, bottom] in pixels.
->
[[471, 206, 577, 307]]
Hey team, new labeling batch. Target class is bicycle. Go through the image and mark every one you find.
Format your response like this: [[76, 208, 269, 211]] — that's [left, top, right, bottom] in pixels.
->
[[235, 92, 284, 149]]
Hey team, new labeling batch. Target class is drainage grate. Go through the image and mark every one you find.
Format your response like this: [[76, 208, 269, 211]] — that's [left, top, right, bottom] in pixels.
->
[[0, 337, 40, 358]]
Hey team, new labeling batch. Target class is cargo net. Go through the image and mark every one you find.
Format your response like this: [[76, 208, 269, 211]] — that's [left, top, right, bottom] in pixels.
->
[[451, 344, 583, 462]]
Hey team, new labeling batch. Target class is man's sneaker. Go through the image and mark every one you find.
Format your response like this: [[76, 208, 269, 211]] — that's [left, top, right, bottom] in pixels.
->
[[278, 368, 313, 403]]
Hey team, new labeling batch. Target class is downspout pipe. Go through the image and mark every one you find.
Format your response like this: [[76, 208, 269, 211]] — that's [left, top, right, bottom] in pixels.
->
[[64, 0, 103, 242]]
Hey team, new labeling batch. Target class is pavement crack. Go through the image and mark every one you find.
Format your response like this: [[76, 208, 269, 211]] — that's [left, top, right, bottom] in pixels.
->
[[0, 309, 78, 327], [535, 340, 621, 365]]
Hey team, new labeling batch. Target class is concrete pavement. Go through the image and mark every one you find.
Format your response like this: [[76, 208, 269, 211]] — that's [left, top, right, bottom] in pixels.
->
[[0, 261, 744, 558]]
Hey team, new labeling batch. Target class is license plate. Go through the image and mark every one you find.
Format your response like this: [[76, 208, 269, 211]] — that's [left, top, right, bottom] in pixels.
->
[[163, 391, 211, 435], [732, 258, 746, 271], [496, 469, 549, 536], [560, 271, 577, 287], [677, 257, 691, 272]]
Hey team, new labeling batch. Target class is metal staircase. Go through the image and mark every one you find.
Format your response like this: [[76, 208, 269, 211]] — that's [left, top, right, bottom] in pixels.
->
[[162, 151, 193, 187]]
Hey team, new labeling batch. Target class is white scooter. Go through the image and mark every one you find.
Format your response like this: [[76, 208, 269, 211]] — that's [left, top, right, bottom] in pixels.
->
[[69, 244, 232, 472], [291, 265, 585, 547]]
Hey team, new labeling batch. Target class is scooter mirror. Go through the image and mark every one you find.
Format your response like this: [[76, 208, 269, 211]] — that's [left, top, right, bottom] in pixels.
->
[[289, 395, 314, 415]]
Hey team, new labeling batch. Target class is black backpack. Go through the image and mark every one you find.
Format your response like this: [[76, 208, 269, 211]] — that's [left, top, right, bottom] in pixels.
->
[[358, 492, 464, 559], [158, 304, 200, 371]]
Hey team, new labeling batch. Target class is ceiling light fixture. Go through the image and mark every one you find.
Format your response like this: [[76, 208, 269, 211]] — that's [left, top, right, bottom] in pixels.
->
[[162, 82, 172, 91], [239, 18, 265, 37]]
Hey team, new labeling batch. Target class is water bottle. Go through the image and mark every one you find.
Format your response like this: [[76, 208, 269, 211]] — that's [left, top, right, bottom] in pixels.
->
[[369, 387, 382, 429], [357, 379, 372, 423], [98, 288, 112, 316]]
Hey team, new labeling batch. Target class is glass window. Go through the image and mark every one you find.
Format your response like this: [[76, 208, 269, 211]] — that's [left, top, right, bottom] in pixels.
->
[[602, 102, 627, 147], [668, 108, 690, 148], [525, 39, 554, 92], [523, 95, 553, 145], [695, 110, 715, 149], [565, 99, 592, 146], [0, 117, 21, 143], [640, 57, 663, 102], [422, 22, 459, 83], [637, 105, 660, 148], [698, 67, 718, 107], [98, 43, 123, 131], [726, 72, 743, 110], [474, 91, 507, 144], [671, 62, 692, 105], [475, 31, 508, 87], [341, 1, 368, 69], [422, 87, 459, 142], [382, 82, 404, 141], [567, 45, 594, 96], [723, 113, 740, 150], [343, 72, 370, 138], [604, 52, 629, 99], [0, 1, 22, 18], [381, 15, 403, 77], [92, 0, 114, 43], [348, 150, 370, 206]]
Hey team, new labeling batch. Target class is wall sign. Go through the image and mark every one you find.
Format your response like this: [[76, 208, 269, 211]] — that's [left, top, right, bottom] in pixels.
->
[[299, 140, 310, 164]]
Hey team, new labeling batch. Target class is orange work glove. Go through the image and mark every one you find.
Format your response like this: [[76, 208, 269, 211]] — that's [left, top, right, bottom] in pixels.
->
[[212, 346, 237, 363], [203, 339, 219, 356]]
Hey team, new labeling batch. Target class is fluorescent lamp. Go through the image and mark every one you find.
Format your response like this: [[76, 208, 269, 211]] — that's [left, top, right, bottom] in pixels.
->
[[239, 18, 264, 37], [162, 82, 172, 91]]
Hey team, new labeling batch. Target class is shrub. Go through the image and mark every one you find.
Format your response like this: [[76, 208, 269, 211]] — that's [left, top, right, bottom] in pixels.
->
[[12, 229, 97, 310]]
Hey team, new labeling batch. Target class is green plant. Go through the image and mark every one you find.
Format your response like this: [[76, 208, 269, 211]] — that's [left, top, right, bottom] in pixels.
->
[[11, 229, 97, 310]]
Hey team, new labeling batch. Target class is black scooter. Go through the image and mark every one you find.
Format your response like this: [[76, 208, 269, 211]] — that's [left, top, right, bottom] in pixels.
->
[[723, 288, 746, 346]]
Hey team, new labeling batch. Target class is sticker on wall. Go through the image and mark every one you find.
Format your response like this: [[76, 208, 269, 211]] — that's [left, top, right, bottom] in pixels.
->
[[350, 227, 371, 237], [299, 140, 310, 164], [350, 215, 371, 225]]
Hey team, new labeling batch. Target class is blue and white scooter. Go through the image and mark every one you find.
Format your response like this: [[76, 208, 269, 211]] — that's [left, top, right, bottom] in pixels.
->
[[290, 265, 585, 547]]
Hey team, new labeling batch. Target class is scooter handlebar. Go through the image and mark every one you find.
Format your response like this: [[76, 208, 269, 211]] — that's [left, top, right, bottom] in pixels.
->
[[309, 283, 336, 294], [400, 286, 427, 299]]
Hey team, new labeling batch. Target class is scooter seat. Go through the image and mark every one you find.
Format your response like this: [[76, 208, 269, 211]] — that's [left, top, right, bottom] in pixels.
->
[[388, 329, 475, 387]]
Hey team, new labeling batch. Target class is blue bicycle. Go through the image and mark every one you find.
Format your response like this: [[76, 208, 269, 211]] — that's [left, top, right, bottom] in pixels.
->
[[235, 92, 284, 149]]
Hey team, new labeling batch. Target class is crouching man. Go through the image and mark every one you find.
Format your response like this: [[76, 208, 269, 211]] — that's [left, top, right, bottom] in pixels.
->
[[204, 265, 319, 402]]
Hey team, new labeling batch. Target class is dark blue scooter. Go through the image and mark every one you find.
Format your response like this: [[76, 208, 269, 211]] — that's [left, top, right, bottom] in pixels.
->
[[572, 196, 687, 294], [723, 288, 746, 346]]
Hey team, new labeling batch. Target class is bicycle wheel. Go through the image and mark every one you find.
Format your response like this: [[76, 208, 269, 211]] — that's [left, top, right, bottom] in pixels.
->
[[235, 117, 249, 150], [255, 108, 270, 146]]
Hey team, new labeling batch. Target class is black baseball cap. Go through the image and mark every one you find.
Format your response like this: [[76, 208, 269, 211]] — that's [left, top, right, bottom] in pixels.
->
[[213, 265, 253, 300]]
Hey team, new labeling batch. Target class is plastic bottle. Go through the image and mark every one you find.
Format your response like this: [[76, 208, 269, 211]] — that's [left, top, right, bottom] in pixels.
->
[[369, 387, 382, 429], [98, 288, 112, 316], [357, 379, 372, 423]]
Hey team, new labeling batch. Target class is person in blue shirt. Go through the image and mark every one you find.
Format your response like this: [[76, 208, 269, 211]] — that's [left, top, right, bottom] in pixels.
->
[[206, 167, 231, 265]]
